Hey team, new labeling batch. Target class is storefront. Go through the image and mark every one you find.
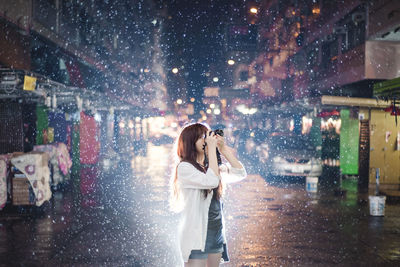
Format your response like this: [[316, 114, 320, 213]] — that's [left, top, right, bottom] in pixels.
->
[[0, 69, 122, 209], [321, 95, 396, 190], [370, 77, 400, 190]]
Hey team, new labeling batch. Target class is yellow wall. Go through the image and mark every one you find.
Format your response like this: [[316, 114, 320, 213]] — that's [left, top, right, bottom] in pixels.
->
[[369, 109, 400, 185], [359, 108, 370, 120]]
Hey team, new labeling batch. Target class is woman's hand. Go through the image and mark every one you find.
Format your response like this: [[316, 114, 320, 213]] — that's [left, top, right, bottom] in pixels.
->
[[206, 131, 218, 149], [206, 131, 220, 176], [215, 135, 243, 169]]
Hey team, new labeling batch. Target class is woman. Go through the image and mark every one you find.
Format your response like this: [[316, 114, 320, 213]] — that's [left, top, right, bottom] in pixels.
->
[[171, 123, 247, 266]]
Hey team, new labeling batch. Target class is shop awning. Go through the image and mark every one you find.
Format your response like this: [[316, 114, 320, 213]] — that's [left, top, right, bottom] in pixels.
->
[[0, 69, 140, 112], [321, 95, 390, 108], [373, 76, 400, 97]]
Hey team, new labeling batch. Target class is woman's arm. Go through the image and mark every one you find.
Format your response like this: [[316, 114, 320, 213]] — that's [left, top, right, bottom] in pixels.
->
[[178, 162, 220, 189], [219, 145, 242, 169], [217, 135, 247, 183], [207, 131, 220, 176]]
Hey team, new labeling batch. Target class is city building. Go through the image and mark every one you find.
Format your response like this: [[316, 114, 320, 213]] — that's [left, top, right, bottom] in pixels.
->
[[0, 0, 169, 207], [248, 0, 400, 189]]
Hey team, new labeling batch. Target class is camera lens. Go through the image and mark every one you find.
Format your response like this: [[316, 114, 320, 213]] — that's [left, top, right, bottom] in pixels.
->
[[214, 129, 224, 137]]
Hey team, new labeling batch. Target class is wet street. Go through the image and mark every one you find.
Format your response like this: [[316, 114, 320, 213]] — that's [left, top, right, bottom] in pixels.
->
[[1, 143, 400, 266]]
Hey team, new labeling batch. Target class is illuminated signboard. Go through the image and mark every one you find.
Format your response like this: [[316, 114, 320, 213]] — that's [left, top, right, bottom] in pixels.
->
[[204, 87, 220, 97]]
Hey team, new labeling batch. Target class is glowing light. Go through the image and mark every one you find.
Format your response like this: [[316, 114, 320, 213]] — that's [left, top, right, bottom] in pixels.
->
[[250, 7, 258, 14], [227, 59, 235, 65], [214, 109, 221, 115], [236, 104, 258, 115], [210, 103, 215, 109], [221, 99, 227, 107], [94, 113, 101, 122], [302, 116, 313, 134], [128, 120, 134, 129], [177, 99, 183, 105], [144, 68, 150, 73], [190, 97, 195, 102], [213, 77, 219, 82], [206, 109, 212, 114], [202, 115, 207, 120], [171, 122, 178, 128], [312, 7, 320, 14], [119, 121, 125, 128], [172, 68, 179, 74]]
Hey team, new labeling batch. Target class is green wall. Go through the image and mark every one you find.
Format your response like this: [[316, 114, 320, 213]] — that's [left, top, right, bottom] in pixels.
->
[[340, 109, 359, 175]]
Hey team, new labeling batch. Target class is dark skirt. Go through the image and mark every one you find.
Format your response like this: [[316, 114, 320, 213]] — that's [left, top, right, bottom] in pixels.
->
[[189, 222, 229, 261]]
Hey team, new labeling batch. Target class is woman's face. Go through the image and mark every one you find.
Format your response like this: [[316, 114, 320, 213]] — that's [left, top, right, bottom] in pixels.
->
[[195, 132, 207, 155]]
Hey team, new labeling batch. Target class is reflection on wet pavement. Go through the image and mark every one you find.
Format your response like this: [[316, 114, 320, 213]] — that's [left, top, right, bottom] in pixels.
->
[[224, 175, 400, 266], [0, 143, 400, 266]]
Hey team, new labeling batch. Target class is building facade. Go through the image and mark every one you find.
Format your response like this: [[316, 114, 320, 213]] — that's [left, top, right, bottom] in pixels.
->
[[210, 0, 400, 189]]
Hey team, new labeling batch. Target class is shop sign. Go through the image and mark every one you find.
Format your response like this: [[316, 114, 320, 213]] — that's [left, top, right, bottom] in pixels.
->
[[23, 75, 37, 91]]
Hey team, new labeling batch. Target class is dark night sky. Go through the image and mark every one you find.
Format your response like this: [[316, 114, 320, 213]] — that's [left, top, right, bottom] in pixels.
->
[[164, 0, 234, 103], [167, 1, 229, 58]]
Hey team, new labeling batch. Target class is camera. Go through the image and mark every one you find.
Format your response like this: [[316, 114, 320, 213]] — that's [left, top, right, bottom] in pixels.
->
[[209, 129, 224, 137], [205, 129, 224, 166]]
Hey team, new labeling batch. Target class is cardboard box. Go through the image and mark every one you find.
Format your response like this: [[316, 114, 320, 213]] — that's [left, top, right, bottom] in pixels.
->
[[12, 178, 34, 205]]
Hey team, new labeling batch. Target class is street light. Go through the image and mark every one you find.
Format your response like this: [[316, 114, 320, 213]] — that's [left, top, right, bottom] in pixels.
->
[[227, 59, 235, 65], [190, 97, 195, 102], [312, 7, 320, 15], [213, 77, 219, 82], [177, 99, 183, 105], [172, 67, 179, 74], [250, 7, 258, 14]]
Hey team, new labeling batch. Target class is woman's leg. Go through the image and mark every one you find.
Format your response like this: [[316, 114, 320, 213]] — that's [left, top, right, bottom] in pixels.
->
[[184, 259, 207, 267], [206, 253, 222, 267]]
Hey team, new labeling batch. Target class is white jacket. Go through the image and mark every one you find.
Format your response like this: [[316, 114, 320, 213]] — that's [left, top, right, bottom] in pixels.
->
[[177, 161, 247, 262]]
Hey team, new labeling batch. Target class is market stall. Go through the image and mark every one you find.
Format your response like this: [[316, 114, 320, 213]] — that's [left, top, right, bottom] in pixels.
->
[[33, 142, 72, 187], [10, 152, 51, 206]]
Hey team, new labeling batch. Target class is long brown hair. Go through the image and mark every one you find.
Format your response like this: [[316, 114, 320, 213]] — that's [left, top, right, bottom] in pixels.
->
[[170, 123, 223, 211]]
